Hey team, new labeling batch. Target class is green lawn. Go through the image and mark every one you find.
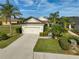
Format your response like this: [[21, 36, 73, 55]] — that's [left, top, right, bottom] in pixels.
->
[[0, 25, 21, 35], [34, 33, 79, 54], [0, 25, 22, 48], [34, 39, 64, 53]]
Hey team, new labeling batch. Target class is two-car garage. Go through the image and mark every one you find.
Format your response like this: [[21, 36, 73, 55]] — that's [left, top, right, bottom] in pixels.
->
[[22, 24, 44, 34], [22, 17, 48, 34]]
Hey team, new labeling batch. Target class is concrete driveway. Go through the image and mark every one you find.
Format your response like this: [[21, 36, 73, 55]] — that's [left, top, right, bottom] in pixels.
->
[[0, 34, 39, 59]]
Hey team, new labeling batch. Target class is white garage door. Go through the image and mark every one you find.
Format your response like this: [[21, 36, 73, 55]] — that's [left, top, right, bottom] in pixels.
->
[[22, 24, 44, 34]]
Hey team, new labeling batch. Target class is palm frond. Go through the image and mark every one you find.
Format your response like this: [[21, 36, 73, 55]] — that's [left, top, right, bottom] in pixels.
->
[[0, 0, 21, 20]]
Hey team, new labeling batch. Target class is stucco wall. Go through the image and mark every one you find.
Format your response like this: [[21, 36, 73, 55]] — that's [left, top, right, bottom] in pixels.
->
[[2, 22, 18, 25], [2, 22, 10, 25], [34, 52, 79, 59]]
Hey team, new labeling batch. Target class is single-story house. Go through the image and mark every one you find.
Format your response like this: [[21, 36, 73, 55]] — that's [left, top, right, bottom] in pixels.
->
[[0, 19, 23, 25], [22, 17, 48, 34]]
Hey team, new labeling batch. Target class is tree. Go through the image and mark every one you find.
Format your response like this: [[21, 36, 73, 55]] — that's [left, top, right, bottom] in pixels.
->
[[60, 17, 70, 30], [51, 24, 64, 39], [49, 11, 59, 24], [18, 17, 26, 23], [61, 17, 75, 30], [0, 0, 21, 35]]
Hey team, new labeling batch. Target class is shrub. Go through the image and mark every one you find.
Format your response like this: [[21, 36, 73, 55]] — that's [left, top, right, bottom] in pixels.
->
[[68, 36, 79, 45], [16, 27, 22, 33], [59, 38, 70, 50], [71, 29, 79, 34], [40, 31, 48, 36], [0, 33, 9, 40], [51, 24, 64, 38], [63, 28, 68, 33], [74, 38, 79, 45], [43, 24, 48, 32]]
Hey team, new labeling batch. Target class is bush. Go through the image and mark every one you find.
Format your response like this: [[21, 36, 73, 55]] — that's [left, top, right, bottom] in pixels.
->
[[51, 24, 64, 38], [16, 27, 22, 33], [43, 24, 48, 32], [74, 38, 79, 45], [40, 31, 48, 36], [59, 38, 70, 50], [71, 29, 79, 34], [68, 36, 79, 45], [0, 33, 9, 40], [63, 28, 68, 33]]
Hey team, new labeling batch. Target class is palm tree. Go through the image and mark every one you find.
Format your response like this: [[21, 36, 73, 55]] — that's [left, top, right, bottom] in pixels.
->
[[0, 0, 21, 35], [49, 11, 59, 24]]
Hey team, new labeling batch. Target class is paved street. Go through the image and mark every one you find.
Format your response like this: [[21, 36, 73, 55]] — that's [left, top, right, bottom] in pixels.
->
[[0, 34, 39, 59]]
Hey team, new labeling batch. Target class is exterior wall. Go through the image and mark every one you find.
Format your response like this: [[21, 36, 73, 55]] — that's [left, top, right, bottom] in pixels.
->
[[2, 21, 18, 25], [34, 52, 79, 59], [22, 24, 44, 34], [11, 22, 17, 23], [2, 22, 10, 25]]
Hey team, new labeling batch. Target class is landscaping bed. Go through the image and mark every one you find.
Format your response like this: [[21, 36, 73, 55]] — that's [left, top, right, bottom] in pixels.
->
[[0, 25, 22, 48], [0, 34, 21, 48], [34, 33, 79, 55]]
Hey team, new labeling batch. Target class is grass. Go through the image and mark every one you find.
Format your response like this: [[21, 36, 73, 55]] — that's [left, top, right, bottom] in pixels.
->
[[0, 25, 22, 48], [0, 25, 21, 35], [34, 39, 64, 53], [34, 33, 78, 54], [0, 34, 21, 48], [62, 33, 72, 38]]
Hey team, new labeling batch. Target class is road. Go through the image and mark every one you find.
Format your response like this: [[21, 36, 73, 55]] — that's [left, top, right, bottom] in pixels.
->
[[0, 34, 39, 59]]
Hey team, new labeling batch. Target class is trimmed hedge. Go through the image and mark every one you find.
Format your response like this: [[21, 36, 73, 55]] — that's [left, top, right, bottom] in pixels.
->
[[59, 38, 70, 50], [40, 31, 48, 36], [0, 33, 9, 40], [16, 27, 22, 34]]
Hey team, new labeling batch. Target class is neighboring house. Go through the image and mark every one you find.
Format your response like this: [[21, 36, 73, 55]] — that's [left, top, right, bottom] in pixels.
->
[[68, 17, 79, 30], [74, 19, 79, 30], [0, 19, 23, 25], [39, 17, 48, 22], [22, 17, 48, 34]]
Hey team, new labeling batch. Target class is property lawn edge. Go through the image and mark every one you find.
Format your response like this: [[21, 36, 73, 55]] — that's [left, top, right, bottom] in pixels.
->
[[0, 34, 22, 49]]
